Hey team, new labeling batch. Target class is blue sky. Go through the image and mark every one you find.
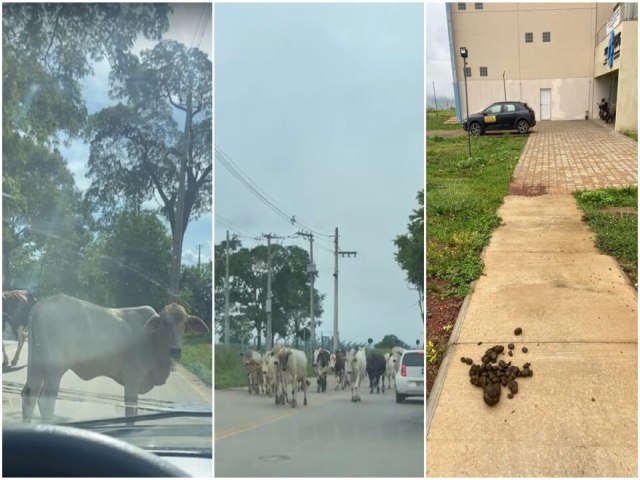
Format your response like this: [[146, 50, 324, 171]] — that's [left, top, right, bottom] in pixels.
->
[[60, 3, 212, 266], [215, 3, 424, 346]]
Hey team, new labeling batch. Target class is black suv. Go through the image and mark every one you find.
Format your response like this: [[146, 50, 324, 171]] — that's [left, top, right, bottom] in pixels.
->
[[462, 101, 536, 135]]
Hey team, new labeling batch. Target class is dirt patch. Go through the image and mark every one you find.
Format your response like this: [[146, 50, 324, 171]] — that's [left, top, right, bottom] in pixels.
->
[[601, 206, 637, 216], [427, 129, 466, 138], [427, 278, 464, 398], [508, 183, 547, 196]]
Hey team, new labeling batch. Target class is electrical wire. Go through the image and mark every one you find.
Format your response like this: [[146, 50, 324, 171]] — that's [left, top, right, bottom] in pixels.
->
[[215, 146, 334, 238]]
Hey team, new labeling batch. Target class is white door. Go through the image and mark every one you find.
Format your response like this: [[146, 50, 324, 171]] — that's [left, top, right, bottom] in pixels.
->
[[540, 88, 551, 120]]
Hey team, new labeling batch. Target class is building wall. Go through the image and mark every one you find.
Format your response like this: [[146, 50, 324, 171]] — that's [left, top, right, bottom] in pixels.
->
[[461, 78, 591, 120], [616, 21, 638, 132], [451, 3, 598, 120]]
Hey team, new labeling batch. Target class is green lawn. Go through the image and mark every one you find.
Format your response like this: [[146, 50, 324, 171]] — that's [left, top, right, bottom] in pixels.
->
[[574, 187, 638, 284], [181, 332, 212, 387], [427, 134, 528, 297], [624, 131, 638, 142], [426, 108, 460, 131], [214, 345, 247, 390]]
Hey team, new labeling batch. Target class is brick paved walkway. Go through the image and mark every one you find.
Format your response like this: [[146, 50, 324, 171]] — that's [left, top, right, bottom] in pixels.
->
[[511, 120, 637, 193]]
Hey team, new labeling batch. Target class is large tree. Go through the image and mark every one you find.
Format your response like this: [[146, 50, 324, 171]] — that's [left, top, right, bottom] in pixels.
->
[[394, 190, 424, 317], [2, 137, 92, 291], [214, 239, 323, 349], [3, 3, 170, 145], [81, 210, 172, 309], [86, 40, 212, 301], [2, 4, 171, 289]]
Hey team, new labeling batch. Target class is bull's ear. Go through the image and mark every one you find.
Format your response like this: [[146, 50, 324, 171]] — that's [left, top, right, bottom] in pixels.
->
[[143, 315, 163, 333], [186, 315, 209, 334]]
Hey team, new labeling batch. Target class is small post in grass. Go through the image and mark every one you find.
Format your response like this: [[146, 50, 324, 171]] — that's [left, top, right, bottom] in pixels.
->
[[460, 47, 471, 157]]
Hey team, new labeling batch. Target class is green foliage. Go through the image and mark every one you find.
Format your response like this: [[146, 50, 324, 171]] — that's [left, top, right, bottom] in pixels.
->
[[3, 136, 93, 292], [394, 191, 424, 293], [3, 4, 170, 145], [623, 132, 638, 141], [181, 262, 213, 330], [375, 334, 411, 349], [427, 134, 528, 296], [426, 108, 459, 131], [181, 332, 212, 387], [214, 238, 324, 348], [214, 345, 248, 390], [84, 211, 172, 309], [574, 187, 638, 283]]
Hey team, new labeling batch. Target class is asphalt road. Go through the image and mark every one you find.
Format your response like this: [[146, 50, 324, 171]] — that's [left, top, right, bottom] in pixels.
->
[[2, 340, 212, 424], [215, 376, 424, 477]]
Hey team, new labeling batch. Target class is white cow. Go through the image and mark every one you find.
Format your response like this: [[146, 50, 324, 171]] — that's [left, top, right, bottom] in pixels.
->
[[345, 348, 367, 402], [274, 347, 308, 408], [22, 294, 209, 421], [261, 351, 277, 396], [383, 353, 397, 390]]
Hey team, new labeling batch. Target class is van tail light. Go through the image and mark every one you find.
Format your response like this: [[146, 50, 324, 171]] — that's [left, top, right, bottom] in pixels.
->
[[401, 364, 407, 377]]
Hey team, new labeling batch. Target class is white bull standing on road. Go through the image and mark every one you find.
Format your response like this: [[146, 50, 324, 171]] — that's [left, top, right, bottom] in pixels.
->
[[345, 347, 367, 402], [273, 347, 309, 408]]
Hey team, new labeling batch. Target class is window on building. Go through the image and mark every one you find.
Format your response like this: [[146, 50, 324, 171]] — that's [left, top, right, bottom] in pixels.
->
[[525, 32, 533, 43], [480, 66, 488, 77], [458, 3, 466, 11], [464, 67, 471, 77], [542, 31, 551, 42], [474, 3, 483, 10]]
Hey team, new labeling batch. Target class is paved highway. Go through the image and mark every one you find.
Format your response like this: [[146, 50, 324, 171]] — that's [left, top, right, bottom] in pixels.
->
[[2, 340, 212, 424], [215, 376, 424, 477]]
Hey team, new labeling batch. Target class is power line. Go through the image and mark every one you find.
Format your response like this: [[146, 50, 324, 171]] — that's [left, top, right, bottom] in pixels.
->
[[215, 146, 333, 238]]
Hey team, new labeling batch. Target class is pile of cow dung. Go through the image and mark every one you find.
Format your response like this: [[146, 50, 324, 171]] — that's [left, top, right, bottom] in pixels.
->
[[460, 328, 533, 407]]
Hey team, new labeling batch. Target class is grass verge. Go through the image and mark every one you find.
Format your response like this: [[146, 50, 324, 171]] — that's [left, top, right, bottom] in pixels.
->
[[623, 131, 638, 142], [574, 187, 638, 285], [214, 344, 247, 390], [426, 132, 528, 396], [427, 133, 528, 297], [181, 333, 212, 387], [426, 108, 459, 131]]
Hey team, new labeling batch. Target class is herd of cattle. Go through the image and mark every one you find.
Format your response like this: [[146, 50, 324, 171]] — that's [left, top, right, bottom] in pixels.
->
[[241, 345, 406, 406], [2, 290, 209, 421]]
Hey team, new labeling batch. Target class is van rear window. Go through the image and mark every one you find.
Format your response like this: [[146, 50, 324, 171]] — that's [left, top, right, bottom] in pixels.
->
[[402, 352, 424, 367]]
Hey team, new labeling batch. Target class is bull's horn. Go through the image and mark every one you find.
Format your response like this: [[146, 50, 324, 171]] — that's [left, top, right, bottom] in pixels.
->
[[143, 314, 162, 332]]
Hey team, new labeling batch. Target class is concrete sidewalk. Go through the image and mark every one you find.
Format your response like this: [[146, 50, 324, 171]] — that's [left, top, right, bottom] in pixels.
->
[[426, 194, 637, 476], [427, 121, 638, 476]]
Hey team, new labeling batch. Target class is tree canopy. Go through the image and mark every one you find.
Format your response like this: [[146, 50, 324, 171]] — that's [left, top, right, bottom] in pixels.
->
[[394, 190, 424, 308], [214, 238, 324, 348]]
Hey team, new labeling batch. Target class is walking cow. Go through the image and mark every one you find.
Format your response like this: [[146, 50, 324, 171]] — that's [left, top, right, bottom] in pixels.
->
[[345, 347, 367, 402]]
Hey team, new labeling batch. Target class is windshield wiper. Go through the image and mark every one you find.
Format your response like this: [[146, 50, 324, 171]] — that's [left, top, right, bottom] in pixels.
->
[[59, 410, 212, 429]]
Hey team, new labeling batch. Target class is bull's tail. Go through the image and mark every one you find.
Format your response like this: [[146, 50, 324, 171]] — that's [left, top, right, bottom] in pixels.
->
[[22, 313, 44, 421]]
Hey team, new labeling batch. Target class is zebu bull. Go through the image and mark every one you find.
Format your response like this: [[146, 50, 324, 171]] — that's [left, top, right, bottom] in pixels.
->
[[273, 347, 309, 408], [22, 294, 208, 421]]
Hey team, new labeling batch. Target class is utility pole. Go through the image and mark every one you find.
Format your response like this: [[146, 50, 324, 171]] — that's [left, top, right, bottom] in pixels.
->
[[333, 227, 357, 352], [197, 244, 202, 270], [224, 231, 230, 348], [263, 233, 275, 350], [432, 81, 439, 117], [297, 231, 317, 352]]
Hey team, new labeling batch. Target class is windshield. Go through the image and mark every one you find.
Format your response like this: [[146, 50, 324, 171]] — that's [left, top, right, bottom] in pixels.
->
[[3, 2, 212, 454]]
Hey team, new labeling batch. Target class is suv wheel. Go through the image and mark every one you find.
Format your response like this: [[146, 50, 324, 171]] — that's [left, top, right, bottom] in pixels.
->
[[396, 392, 406, 404], [469, 122, 483, 136], [516, 119, 530, 134]]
